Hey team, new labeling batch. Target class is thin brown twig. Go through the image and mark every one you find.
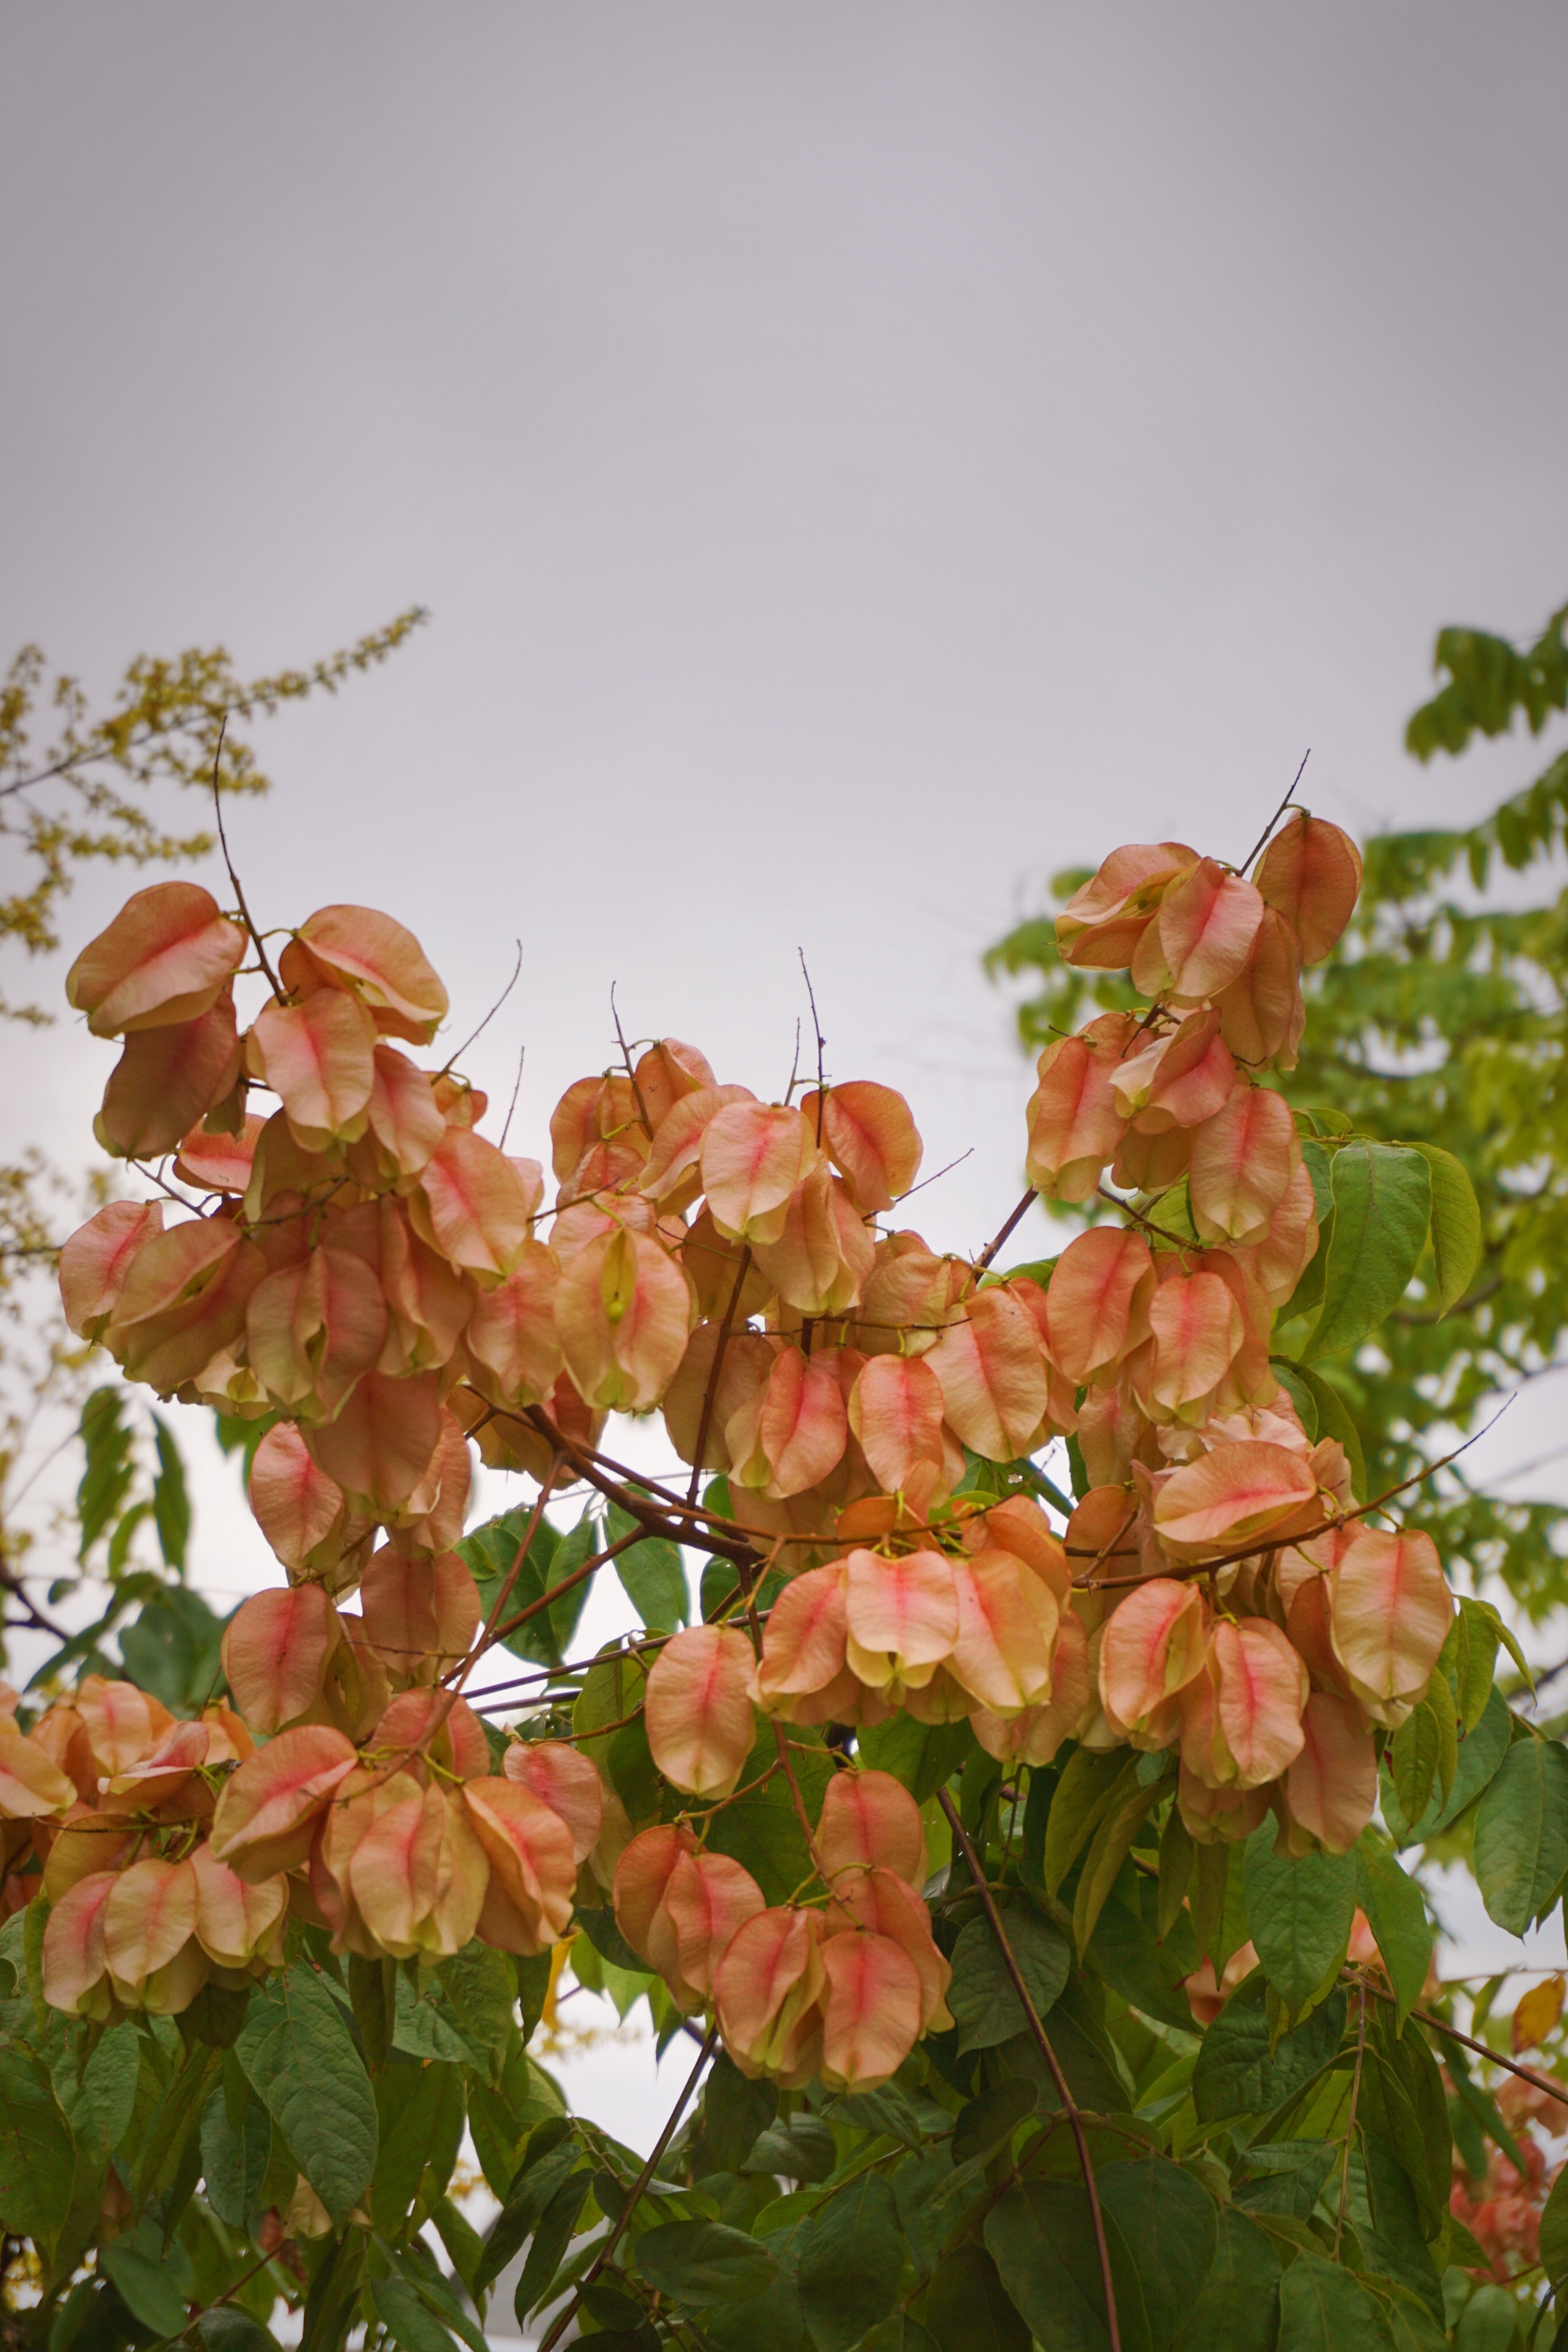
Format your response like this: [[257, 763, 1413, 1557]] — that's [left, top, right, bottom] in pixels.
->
[[209, 717, 283, 1001], [520, 1406, 759, 1569], [438, 940, 523, 1075], [687, 1247, 753, 1506], [799, 950, 828, 1145], [1236, 748, 1311, 875], [534, 2024, 718, 2352], [973, 1188, 1037, 1278], [1350, 1971, 1568, 2110], [938, 1788, 1121, 2352]]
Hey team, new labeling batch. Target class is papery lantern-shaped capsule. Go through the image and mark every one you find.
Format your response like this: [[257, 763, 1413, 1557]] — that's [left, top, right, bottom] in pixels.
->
[[1099, 1577, 1209, 1746], [59, 1200, 165, 1342], [754, 1561, 849, 1716], [309, 1765, 424, 1956], [852, 1231, 968, 1360], [190, 1841, 289, 1972], [817, 1928, 923, 2093], [221, 1583, 342, 1736], [648, 1847, 767, 2011], [1176, 1764, 1270, 1846], [633, 1038, 718, 1130], [555, 1224, 694, 1413], [1198, 1617, 1309, 1789], [1042, 1226, 1154, 1387], [305, 1368, 445, 1514], [1111, 1010, 1236, 1132], [293, 904, 449, 1044], [247, 1422, 348, 1575], [210, 1723, 359, 1880], [103, 1216, 265, 1395], [363, 1044, 446, 1176], [817, 1768, 926, 1889], [635, 1084, 756, 1205], [1214, 905, 1304, 1070], [926, 1286, 1049, 1464], [174, 1112, 265, 1196], [1188, 1085, 1299, 1246], [726, 1344, 849, 1499], [410, 1127, 538, 1280], [75, 1675, 173, 1777], [750, 1164, 875, 1318], [1055, 843, 1198, 968], [1024, 1015, 1134, 1201], [66, 881, 247, 1037], [662, 1323, 775, 1475], [370, 1688, 491, 1782], [464, 1244, 563, 1409], [1135, 858, 1265, 1004], [1151, 1440, 1320, 1561], [0, 1726, 77, 1824], [462, 1776, 576, 1956], [947, 1548, 1061, 1716], [799, 1082, 923, 1215], [99, 1718, 212, 1813], [350, 1779, 489, 1961], [827, 1865, 952, 2033], [249, 989, 377, 1151], [714, 1906, 827, 2088], [41, 1871, 118, 2018], [503, 1739, 603, 1863], [360, 1548, 481, 1686], [1284, 1690, 1377, 1854], [971, 1606, 1093, 1766], [1130, 1268, 1244, 1424], [844, 1548, 958, 1696], [645, 1625, 756, 1798], [1254, 812, 1363, 965], [95, 997, 242, 1161], [105, 1856, 208, 2013], [701, 1101, 821, 1244], [981, 1495, 1073, 1604], [1328, 1528, 1452, 1726], [246, 1244, 388, 1421], [613, 1823, 696, 1961], [847, 1354, 947, 1495]]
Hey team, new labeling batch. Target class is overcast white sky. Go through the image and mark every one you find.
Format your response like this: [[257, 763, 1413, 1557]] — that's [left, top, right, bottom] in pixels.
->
[[3, 1, 1567, 2145]]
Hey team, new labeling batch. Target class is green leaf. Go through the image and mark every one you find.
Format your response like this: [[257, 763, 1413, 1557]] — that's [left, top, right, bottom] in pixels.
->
[[1243, 1826, 1356, 2012], [198, 2307, 281, 2352], [235, 1963, 378, 2224], [1355, 1840, 1433, 2029], [119, 1583, 226, 1715], [637, 2220, 779, 2306], [0, 2046, 76, 2252], [947, 1909, 1071, 2051], [200, 2082, 272, 2232], [1045, 1749, 1138, 1895], [702, 2051, 777, 2173], [606, 1503, 688, 1630], [742, 2116, 837, 2183], [81, 2022, 141, 2157], [514, 2168, 591, 2320], [1095, 2158, 1217, 2352], [1389, 1704, 1440, 1835], [1410, 1144, 1482, 1315], [796, 2173, 906, 2352], [99, 2232, 192, 2337], [371, 2273, 460, 2352], [1381, 1685, 1511, 1845], [856, 1713, 976, 1804], [950, 2078, 1037, 2169], [473, 2126, 581, 2298], [1230, 2140, 1339, 2221], [1472, 1734, 1568, 1934], [1191, 1977, 1347, 2126], [1170, 2207, 1280, 2351], [77, 1386, 136, 1560], [925, 2242, 1029, 2352], [460, 1505, 585, 1668], [151, 1413, 192, 1571], [1540, 2165, 1568, 2290], [1074, 1772, 1167, 1951], [1304, 1140, 1432, 1361], [984, 2180, 1148, 2352], [1449, 1599, 1501, 1734], [1271, 1359, 1367, 1500], [370, 2060, 465, 2234], [1274, 2250, 1380, 2348]]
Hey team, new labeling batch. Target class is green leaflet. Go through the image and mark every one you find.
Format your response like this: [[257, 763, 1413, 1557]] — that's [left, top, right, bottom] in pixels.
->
[[200, 2082, 272, 2233], [198, 2308, 281, 2352], [985, 2179, 1148, 2352], [636, 2220, 779, 2306], [924, 2242, 1029, 2352], [235, 1964, 378, 2225], [701, 2052, 778, 2173], [1045, 1747, 1138, 1894], [1354, 1839, 1433, 2029], [1540, 2165, 1568, 2290], [795, 2172, 906, 2352], [1410, 1143, 1482, 1315], [1095, 2158, 1217, 2352], [1243, 1825, 1357, 2012], [370, 2061, 465, 2235], [1381, 1684, 1510, 1845], [1170, 2207, 1280, 2351], [1191, 1978, 1347, 2127], [1273, 2251, 1381, 2348], [856, 1713, 976, 1803], [606, 1501, 689, 1630], [1304, 1140, 1432, 1362], [1472, 1734, 1568, 1934], [947, 1909, 1071, 2051], [1270, 1358, 1367, 1499], [0, 2045, 75, 2253], [514, 2169, 591, 2320], [950, 2078, 1037, 2169], [704, 1732, 833, 1905], [99, 2226, 192, 2337]]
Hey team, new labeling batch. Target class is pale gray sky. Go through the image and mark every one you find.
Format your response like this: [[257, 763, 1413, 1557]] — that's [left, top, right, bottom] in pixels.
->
[[3, 2, 1567, 2139]]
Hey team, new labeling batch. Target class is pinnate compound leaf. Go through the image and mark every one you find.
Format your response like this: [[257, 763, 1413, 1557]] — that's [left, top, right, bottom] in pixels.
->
[[796, 2172, 906, 2352], [235, 1961, 378, 2224], [1304, 1140, 1431, 1362], [948, 1908, 1071, 2051], [635, 2221, 779, 2306], [1410, 1143, 1482, 1316], [1243, 1824, 1356, 2012], [1355, 1838, 1433, 2029], [1473, 1734, 1568, 1935], [984, 2180, 1148, 2352], [1095, 2158, 1217, 2351], [1170, 2208, 1279, 2351]]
